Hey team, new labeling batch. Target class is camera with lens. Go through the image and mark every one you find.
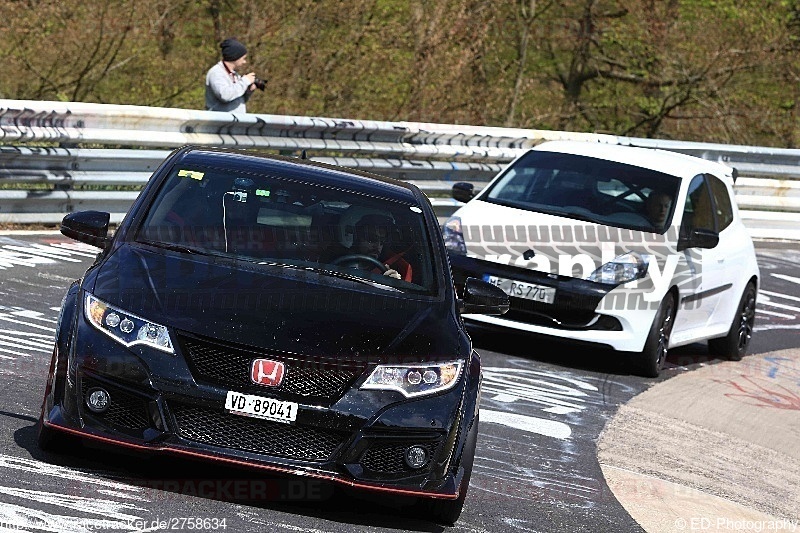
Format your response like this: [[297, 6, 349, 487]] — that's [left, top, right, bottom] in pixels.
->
[[253, 77, 267, 91]]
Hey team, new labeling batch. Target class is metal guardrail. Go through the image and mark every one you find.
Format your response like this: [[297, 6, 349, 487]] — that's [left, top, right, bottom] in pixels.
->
[[1, 99, 799, 239]]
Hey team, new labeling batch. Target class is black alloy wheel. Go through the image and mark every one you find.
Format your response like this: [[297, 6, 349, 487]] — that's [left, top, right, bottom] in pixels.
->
[[708, 282, 757, 361], [633, 293, 676, 378]]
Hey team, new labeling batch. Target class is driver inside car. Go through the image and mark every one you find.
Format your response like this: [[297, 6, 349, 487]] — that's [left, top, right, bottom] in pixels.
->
[[345, 214, 413, 281], [643, 189, 673, 230]]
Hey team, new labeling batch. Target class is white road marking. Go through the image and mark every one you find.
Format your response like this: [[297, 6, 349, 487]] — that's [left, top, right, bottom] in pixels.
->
[[0, 315, 56, 333], [754, 324, 800, 331], [480, 409, 571, 439], [0, 455, 142, 492], [0, 250, 57, 267], [0, 490, 145, 532], [759, 298, 800, 314], [0, 339, 50, 354], [9, 310, 57, 323], [0, 454, 149, 533], [0, 330, 53, 339], [2, 245, 83, 263], [0, 241, 96, 271], [760, 289, 800, 303], [479, 367, 601, 441], [37, 272, 77, 283], [771, 273, 800, 285], [756, 308, 795, 319], [0, 314, 58, 359], [482, 367, 597, 414], [48, 242, 99, 257], [0, 334, 52, 348]]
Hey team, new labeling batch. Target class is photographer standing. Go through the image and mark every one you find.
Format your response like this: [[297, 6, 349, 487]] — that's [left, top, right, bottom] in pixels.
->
[[205, 38, 263, 113]]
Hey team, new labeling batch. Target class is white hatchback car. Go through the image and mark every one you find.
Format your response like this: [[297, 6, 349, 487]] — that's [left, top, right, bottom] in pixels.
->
[[444, 140, 759, 377]]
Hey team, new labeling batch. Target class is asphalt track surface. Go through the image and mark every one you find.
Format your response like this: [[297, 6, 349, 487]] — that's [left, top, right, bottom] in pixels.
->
[[0, 233, 797, 533]]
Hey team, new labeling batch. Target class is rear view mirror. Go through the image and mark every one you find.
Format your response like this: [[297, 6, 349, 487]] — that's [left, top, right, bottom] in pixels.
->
[[61, 211, 111, 249], [459, 277, 509, 315], [452, 182, 476, 203]]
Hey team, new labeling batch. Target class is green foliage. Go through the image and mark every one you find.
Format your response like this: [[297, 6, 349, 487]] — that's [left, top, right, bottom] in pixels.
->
[[0, 0, 797, 147]]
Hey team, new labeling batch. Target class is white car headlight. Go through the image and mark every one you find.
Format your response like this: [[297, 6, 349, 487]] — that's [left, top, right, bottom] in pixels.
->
[[586, 252, 649, 285], [361, 360, 463, 397], [442, 216, 467, 255], [85, 294, 174, 353]]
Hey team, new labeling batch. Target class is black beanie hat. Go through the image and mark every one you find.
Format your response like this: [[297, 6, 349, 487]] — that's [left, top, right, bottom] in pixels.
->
[[220, 38, 247, 61]]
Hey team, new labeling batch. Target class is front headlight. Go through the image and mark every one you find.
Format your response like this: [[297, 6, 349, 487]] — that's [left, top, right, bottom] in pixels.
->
[[84, 294, 174, 353], [442, 216, 467, 255], [586, 252, 649, 285], [361, 360, 463, 397]]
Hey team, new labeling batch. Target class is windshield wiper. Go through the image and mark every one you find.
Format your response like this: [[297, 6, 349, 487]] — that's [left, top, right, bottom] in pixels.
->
[[256, 261, 402, 292], [138, 240, 206, 255]]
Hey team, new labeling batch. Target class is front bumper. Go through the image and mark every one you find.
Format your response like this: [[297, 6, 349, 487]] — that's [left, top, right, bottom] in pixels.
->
[[43, 304, 477, 500], [449, 254, 658, 352]]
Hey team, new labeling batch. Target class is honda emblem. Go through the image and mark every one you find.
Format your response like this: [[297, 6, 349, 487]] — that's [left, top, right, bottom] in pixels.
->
[[250, 359, 285, 387]]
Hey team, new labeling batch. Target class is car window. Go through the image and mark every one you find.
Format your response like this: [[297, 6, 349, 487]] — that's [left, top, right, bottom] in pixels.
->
[[488, 165, 542, 201], [481, 151, 680, 233], [707, 175, 734, 231], [135, 166, 438, 293], [681, 175, 716, 235]]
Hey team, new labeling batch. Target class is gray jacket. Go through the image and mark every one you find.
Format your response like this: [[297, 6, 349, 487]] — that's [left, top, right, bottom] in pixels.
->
[[205, 62, 252, 113]]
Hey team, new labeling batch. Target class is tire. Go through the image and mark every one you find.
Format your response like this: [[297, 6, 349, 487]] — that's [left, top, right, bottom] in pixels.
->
[[632, 293, 676, 378], [426, 415, 478, 525], [708, 282, 757, 361]]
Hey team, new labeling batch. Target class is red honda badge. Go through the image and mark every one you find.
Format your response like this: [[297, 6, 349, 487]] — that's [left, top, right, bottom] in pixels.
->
[[250, 359, 285, 387]]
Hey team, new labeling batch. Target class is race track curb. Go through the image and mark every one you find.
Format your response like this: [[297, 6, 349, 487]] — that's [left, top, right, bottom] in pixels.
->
[[598, 348, 800, 532]]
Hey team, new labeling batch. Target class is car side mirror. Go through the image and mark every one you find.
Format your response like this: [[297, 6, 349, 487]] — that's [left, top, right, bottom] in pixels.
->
[[458, 277, 509, 315], [61, 211, 111, 249], [452, 182, 476, 203], [678, 228, 719, 251]]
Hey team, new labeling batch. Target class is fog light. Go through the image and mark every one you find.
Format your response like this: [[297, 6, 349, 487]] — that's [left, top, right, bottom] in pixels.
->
[[404, 445, 428, 469], [85, 387, 110, 413]]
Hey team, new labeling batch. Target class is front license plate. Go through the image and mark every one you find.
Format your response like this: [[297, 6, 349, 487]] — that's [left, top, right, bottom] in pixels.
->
[[225, 391, 298, 424], [483, 275, 556, 304]]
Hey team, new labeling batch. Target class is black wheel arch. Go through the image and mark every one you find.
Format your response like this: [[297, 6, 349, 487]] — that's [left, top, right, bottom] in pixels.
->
[[49, 281, 81, 405]]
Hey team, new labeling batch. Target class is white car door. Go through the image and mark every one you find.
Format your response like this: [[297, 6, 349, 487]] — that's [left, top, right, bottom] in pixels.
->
[[671, 175, 728, 343], [705, 175, 749, 330]]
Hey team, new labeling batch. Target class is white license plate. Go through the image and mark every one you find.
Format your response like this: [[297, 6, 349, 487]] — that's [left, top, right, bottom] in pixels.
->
[[225, 391, 298, 424], [483, 275, 556, 304]]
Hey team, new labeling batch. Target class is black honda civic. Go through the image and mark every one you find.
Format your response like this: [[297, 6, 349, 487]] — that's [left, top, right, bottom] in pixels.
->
[[37, 146, 508, 524]]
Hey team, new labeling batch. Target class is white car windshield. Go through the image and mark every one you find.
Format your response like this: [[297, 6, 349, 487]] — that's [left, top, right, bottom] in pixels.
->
[[482, 151, 681, 233]]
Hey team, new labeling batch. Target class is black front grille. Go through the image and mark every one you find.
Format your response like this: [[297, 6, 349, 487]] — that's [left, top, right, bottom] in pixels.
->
[[177, 334, 366, 403], [506, 279, 602, 325], [171, 403, 347, 462], [504, 301, 598, 328], [81, 378, 151, 430], [451, 259, 607, 327], [361, 441, 439, 474]]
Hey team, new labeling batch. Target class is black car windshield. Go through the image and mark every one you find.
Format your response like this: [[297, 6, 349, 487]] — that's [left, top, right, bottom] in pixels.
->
[[136, 165, 437, 293], [481, 151, 682, 233]]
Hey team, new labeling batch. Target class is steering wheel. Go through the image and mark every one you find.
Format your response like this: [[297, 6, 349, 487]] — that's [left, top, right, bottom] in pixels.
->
[[331, 254, 389, 273]]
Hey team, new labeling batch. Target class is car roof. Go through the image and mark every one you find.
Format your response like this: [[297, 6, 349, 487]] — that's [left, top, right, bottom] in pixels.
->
[[532, 140, 736, 183], [175, 146, 421, 203]]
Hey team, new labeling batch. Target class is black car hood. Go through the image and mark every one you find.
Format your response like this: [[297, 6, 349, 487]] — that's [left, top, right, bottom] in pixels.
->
[[88, 244, 457, 360]]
